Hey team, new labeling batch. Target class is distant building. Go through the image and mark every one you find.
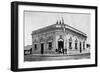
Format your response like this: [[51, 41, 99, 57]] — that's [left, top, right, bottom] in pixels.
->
[[24, 45, 32, 55], [31, 18, 90, 55]]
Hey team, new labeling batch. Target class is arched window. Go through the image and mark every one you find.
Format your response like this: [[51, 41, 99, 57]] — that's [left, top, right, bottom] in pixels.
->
[[75, 39, 78, 50], [69, 37, 72, 49], [80, 42, 82, 53], [34, 44, 37, 50], [83, 41, 85, 50], [48, 42, 52, 50]]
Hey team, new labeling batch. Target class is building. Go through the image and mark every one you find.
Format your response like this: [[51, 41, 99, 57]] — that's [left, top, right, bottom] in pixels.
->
[[31, 18, 90, 55], [24, 45, 32, 55]]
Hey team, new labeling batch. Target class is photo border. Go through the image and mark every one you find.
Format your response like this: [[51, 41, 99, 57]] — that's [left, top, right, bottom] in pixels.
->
[[11, 1, 98, 72]]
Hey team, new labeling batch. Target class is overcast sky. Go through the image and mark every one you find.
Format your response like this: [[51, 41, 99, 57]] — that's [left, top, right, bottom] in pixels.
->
[[24, 11, 91, 46]]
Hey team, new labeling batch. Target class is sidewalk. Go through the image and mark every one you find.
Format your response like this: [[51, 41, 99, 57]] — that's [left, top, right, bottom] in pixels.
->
[[32, 53, 90, 57], [25, 53, 90, 61]]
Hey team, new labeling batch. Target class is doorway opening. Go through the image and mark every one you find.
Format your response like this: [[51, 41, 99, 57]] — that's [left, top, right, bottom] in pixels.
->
[[58, 39, 64, 54], [41, 43, 44, 54]]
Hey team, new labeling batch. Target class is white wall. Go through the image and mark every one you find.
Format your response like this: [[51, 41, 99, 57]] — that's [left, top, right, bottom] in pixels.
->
[[0, 0, 99, 73]]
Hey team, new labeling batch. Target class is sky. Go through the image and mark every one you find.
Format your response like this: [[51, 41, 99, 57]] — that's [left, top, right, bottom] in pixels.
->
[[24, 11, 91, 46]]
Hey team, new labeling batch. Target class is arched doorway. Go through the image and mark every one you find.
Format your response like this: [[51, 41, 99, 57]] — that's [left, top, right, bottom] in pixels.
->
[[58, 37, 64, 54], [58, 40, 64, 49]]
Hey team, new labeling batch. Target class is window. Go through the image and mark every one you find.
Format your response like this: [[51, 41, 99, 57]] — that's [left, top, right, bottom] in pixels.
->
[[83, 41, 85, 50], [69, 42, 72, 49], [69, 37, 72, 49], [75, 39, 78, 50], [48, 42, 52, 50], [75, 43, 77, 49], [80, 42, 82, 53], [34, 44, 37, 50]]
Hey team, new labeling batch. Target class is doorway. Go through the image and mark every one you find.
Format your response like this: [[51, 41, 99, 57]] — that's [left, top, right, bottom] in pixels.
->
[[58, 40, 64, 53], [41, 43, 44, 54]]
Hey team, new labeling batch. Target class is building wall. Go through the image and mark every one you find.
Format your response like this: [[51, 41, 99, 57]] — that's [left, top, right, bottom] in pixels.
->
[[55, 29, 88, 55], [32, 28, 89, 55], [32, 30, 56, 54]]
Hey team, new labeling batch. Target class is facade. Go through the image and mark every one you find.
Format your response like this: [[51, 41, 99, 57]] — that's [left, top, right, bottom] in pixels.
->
[[31, 18, 90, 55]]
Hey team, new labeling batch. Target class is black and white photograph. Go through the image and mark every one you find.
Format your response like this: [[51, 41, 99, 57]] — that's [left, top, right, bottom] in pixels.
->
[[11, 1, 97, 71], [24, 11, 91, 62]]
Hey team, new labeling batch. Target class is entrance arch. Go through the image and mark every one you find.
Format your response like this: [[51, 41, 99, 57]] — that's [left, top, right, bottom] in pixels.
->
[[58, 40, 64, 49], [58, 38, 64, 54]]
